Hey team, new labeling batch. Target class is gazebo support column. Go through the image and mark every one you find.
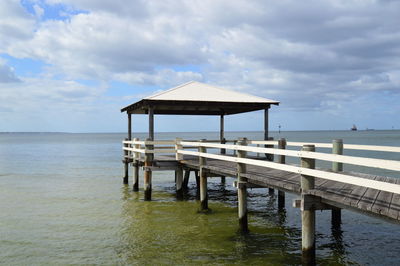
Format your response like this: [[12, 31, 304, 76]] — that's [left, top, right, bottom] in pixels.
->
[[123, 112, 132, 184], [220, 114, 226, 183], [148, 107, 154, 141], [264, 108, 269, 141], [128, 113, 132, 140]]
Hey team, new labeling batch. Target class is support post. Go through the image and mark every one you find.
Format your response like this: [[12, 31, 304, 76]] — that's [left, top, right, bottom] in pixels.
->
[[220, 115, 225, 154], [237, 138, 248, 233], [332, 139, 343, 228], [195, 170, 200, 200], [301, 145, 316, 265], [144, 138, 153, 201], [123, 138, 129, 184], [132, 137, 139, 192], [277, 138, 287, 210], [183, 170, 190, 190], [148, 106, 154, 141], [176, 166, 183, 200], [199, 139, 208, 211], [128, 113, 132, 140], [220, 115, 226, 183], [268, 138, 275, 195], [264, 108, 269, 141], [332, 139, 343, 172], [264, 106, 274, 161]]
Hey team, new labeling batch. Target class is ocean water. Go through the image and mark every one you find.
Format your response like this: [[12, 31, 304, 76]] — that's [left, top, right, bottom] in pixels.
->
[[0, 131, 399, 265]]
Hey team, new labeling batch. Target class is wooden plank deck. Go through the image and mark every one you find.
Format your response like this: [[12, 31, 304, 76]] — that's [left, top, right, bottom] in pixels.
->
[[134, 154, 400, 222], [174, 155, 400, 222]]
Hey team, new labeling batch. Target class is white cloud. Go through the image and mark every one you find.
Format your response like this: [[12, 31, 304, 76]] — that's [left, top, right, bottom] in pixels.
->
[[0, 60, 20, 83], [0, 0, 36, 52], [1, 0, 400, 131]]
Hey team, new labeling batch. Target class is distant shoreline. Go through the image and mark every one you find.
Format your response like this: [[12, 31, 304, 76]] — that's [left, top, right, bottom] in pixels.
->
[[0, 129, 398, 134]]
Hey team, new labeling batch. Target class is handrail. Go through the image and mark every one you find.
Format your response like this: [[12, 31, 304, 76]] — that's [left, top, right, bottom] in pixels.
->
[[249, 140, 400, 153], [177, 149, 400, 194], [122, 137, 400, 194], [124, 139, 400, 153], [180, 141, 400, 172]]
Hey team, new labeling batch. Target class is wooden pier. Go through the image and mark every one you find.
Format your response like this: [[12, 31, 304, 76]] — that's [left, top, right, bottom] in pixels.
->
[[120, 81, 400, 265], [122, 138, 400, 264]]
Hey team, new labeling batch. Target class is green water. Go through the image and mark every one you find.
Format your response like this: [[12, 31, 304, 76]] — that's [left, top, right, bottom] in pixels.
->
[[1, 131, 399, 265]]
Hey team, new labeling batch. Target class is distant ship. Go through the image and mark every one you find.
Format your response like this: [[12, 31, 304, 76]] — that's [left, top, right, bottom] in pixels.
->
[[351, 124, 357, 131]]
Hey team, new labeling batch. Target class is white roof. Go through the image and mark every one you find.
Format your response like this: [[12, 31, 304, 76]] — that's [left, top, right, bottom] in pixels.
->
[[145, 81, 279, 104]]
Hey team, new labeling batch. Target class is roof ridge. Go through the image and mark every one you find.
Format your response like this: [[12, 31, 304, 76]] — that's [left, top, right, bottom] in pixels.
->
[[145, 81, 196, 99]]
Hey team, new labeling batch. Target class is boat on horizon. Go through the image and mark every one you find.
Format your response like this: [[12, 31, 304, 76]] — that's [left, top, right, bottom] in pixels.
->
[[351, 124, 357, 131]]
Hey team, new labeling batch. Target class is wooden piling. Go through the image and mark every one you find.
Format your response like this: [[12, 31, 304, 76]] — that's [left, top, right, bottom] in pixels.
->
[[332, 139, 343, 228], [144, 138, 153, 201], [175, 138, 184, 199], [301, 144, 316, 265], [199, 139, 208, 211], [123, 138, 129, 184], [183, 170, 190, 190], [176, 166, 183, 200], [195, 170, 200, 200], [278, 138, 287, 210], [266, 136, 274, 194], [132, 137, 139, 192], [332, 139, 343, 172], [237, 138, 248, 232]]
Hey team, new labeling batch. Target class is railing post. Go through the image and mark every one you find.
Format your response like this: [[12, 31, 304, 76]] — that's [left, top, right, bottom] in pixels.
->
[[199, 139, 208, 211], [332, 139, 343, 172], [132, 138, 139, 192], [144, 138, 153, 201], [175, 138, 183, 161], [123, 138, 129, 184], [266, 137, 274, 161], [332, 139, 343, 228], [301, 144, 316, 265], [221, 137, 226, 155], [237, 137, 248, 233], [278, 138, 287, 210]]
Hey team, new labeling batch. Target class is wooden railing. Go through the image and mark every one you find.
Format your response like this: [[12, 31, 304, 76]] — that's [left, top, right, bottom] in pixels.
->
[[122, 138, 400, 194]]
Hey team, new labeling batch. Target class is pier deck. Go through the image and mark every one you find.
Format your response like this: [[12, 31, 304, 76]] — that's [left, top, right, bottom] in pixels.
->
[[134, 154, 400, 222]]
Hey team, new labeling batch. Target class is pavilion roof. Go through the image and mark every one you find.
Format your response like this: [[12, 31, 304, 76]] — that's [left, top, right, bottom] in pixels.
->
[[121, 81, 279, 115]]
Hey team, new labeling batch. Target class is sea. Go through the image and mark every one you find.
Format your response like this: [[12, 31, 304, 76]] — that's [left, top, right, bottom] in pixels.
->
[[0, 130, 399, 265]]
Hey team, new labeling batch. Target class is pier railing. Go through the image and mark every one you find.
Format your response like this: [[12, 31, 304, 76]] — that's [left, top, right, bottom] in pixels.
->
[[123, 138, 400, 194]]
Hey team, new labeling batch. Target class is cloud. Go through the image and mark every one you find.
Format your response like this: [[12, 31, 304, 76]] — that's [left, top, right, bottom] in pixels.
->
[[0, 0, 36, 52], [1, 0, 400, 131], [0, 61, 20, 83]]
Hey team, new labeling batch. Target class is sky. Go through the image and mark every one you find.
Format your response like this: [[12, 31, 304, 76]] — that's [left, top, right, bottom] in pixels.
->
[[0, 0, 399, 133]]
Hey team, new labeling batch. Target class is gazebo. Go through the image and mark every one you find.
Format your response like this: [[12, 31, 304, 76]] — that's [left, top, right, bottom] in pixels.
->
[[121, 81, 279, 142]]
